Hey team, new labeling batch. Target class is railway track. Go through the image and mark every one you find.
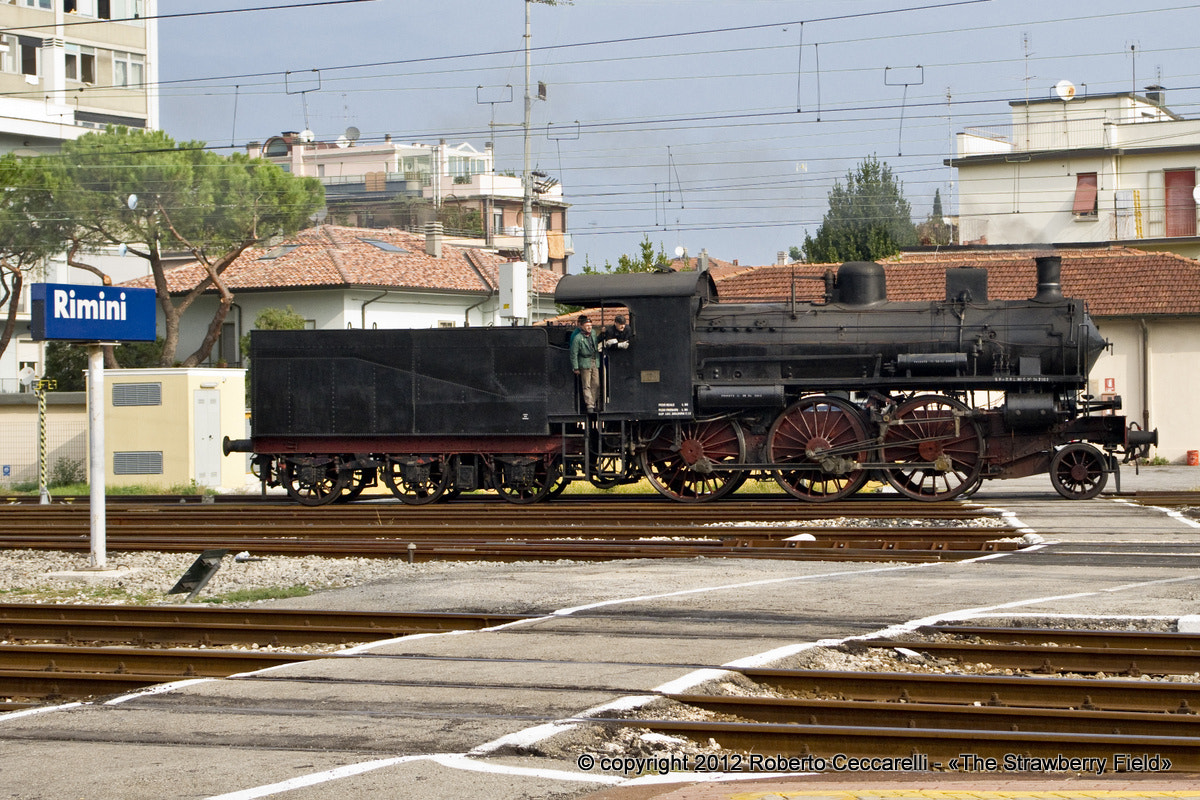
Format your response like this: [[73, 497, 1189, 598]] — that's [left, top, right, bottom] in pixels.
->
[[0, 604, 529, 709], [0, 499, 1023, 562], [600, 624, 1200, 772]]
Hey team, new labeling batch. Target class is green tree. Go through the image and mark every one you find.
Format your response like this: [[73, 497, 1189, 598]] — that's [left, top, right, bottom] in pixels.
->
[[799, 156, 917, 263], [916, 188, 954, 246], [0, 154, 73, 363], [43, 126, 323, 367], [239, 305, 306, 361], [44, 339, 165, 391], [584, 236, 674, 274]]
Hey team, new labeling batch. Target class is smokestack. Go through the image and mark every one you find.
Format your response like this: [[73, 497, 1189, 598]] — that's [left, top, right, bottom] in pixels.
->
[[425, 221, 443, 259], [1033, 255, 1063, 302]]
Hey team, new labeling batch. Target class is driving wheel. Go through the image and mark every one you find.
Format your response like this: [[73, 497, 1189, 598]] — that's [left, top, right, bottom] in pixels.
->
[[767, 396, 870, 502], [881, 394, 984, 501], [639, 419, 746, 502]]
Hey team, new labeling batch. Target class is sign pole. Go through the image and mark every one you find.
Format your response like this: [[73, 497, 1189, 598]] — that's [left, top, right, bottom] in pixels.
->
[[87, 344, 107, 570]]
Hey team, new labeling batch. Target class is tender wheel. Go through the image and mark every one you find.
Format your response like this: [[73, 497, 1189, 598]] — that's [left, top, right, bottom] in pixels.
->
[[768, 396, 870, 502], [282, 456, 348, 507], [1050, 443, 1109, 500], [639, 420, 746, 502], [547, 464, 570, 498], [881, 394, 984, 501], [491, 457, 554, 504], [336, 468, 374, 503], [383, 456, 451, 505]]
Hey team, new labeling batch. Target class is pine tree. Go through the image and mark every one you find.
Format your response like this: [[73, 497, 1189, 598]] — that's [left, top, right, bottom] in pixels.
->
[[798, 156, 917, 263]]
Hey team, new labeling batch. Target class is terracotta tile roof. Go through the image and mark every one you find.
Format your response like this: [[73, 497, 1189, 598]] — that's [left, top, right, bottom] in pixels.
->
[[121, 225, 561, 296], [537, 306, 629, 327], [713, 247, 1200, 317]]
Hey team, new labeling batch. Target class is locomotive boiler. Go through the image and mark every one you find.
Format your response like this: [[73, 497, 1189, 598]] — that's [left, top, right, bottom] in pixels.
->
[[226, 255, 1154, 505]]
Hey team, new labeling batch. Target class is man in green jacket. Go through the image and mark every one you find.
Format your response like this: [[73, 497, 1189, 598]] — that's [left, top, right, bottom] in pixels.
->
[[570, 314, 600, 413]]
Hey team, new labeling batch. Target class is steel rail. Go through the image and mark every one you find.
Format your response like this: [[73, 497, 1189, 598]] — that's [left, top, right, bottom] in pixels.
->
[[924, 625, 1200, 651], [666, 693, 1200, 737], [861, 639, 1200, 675], [0, 604, 533, 647], [0, 498, 1003, 520], [0, 643, 327, 676], [0, 536, 1016, 562], [598, 717, 1200, 770], [736, 668, 1200, 713], [1120, 491, 1200, 508]]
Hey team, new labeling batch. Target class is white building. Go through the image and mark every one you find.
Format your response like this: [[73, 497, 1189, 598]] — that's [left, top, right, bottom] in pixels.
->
[[257, 133, 572, 274], [120, 225, 563, 368], [0, 0, 159, 393], [0, 1, 158, 153], [951, 87, 1200, 258]]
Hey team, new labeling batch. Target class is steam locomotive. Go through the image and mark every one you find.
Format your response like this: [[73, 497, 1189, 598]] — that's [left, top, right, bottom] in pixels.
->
[[225, 255, 1155, 505]]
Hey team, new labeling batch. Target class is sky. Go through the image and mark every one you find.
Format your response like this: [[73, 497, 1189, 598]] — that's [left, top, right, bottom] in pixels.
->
[[157, 1, 1200, 271]]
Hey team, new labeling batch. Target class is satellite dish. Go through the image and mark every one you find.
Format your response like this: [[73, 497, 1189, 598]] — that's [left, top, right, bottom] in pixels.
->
[[126, 194, 138, 210], [1193, 186, 1200, 205], [1055, 79, 1076, 101], [18, 366, 35, 387], [118, 243, 127, 258], [674, 245, 685, 257], [335, 135, 349, 149], [345, 126, 360, 143], [299, 129, 315, 143]]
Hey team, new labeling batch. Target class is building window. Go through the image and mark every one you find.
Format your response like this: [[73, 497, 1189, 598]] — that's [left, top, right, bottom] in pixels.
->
[[112, 50, 144, 87], [65, 44, 96, 83], [1072, 173, 1098, 217], [17, 37, 39, 77], [1165, 169, 1197, 238], [99, 0, 145, 21], [21, 1, 52, 10]]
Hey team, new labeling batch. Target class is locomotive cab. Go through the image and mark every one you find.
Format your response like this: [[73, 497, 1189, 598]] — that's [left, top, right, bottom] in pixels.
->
[[554, 270, 714, 420]]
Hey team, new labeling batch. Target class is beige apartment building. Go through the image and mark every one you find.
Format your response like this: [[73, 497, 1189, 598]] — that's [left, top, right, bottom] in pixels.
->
[[0, 0, 158, 152]]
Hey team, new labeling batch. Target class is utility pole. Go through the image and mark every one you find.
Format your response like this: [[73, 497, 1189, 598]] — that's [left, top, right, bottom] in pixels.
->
[[523, 0, 534, 323]]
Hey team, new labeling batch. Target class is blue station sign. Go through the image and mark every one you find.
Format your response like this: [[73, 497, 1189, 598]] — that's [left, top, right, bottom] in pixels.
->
[[30, 283, 157, 342]]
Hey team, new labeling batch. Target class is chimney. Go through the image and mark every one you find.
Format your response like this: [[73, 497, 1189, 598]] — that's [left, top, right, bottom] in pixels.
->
[[777, 251, 786, 266], [698, 249, 709, 273], [1033, 255, 1063, 302], [1144, 84, 1165, 105], [425, 221, 444, 259], [246, 141, 260, 157]]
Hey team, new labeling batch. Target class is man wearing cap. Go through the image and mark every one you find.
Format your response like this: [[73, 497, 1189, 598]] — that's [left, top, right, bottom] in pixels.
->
[[570, 315, 600, 413], [601, 314, 631, 350]]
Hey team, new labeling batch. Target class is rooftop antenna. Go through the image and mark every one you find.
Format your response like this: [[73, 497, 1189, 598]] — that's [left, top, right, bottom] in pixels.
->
[[336, 126, 360, 149], [1127, 41, 1140, 93]]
